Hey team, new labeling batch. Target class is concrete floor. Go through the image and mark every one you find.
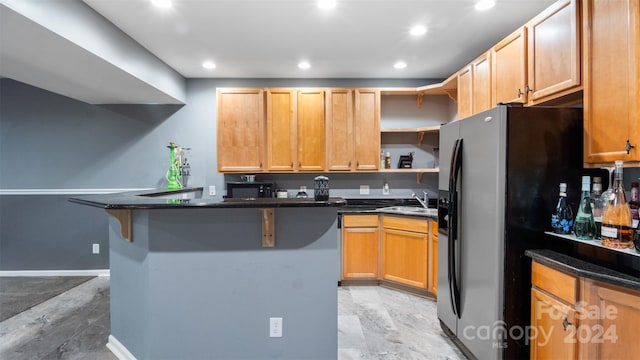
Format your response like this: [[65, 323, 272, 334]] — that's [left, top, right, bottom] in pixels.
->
[[0, 277, 465, 359]]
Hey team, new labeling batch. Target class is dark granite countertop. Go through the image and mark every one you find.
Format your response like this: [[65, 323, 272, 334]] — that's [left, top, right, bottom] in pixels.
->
[[69, 187, 346, 209], [525, 249, 640, 292], [338, 198, 438, 218]]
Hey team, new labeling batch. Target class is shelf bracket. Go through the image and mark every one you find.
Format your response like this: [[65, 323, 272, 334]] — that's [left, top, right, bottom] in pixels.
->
[[444, 89, 457, 103], [417, 132, 425, 145], [261, 208, 275, 247], [417, 172, 424, 184], [105, 209, 132, 242], [416, 93, 424, 108]]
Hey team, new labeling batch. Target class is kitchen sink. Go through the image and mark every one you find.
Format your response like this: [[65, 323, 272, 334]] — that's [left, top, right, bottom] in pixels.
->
[[377, 206, 438, 217]]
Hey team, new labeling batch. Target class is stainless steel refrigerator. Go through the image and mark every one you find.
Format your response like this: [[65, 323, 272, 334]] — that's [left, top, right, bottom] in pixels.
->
[[437, 105, 584, 360]]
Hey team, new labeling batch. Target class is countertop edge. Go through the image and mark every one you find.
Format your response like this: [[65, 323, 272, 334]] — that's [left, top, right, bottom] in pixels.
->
[[525, 249, 640, 292]]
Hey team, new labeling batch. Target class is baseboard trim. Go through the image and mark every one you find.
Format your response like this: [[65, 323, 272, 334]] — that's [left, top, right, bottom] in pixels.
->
[[0, 269, 110, 277], [107, 335, 137, 360]]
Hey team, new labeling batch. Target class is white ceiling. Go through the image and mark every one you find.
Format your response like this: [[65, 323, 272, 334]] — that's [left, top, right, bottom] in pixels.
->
[[83, 0, 556, 79]]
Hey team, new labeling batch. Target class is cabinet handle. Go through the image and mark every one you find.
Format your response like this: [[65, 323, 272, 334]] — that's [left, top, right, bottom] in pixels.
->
[[625, 139, 636, 154], [562, 316, 573, 331], [525, 85, 533, 93], [517, 88, 523, 98], [291, 162, 293, 168], [260, 162, 262, 168], [348, 161, 351, 167], [298, 161, 301, 167], [356, 160, 360, 167]]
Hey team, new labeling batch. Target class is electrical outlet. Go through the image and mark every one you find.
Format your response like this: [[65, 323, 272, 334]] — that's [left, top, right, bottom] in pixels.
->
[[92, 243, 100, 254], [382, 183, 390, 195], [300, 185, 307, 192], [360, 185, 370, 195], [209, 185, 216, 196], [269, 317, 283, 338]]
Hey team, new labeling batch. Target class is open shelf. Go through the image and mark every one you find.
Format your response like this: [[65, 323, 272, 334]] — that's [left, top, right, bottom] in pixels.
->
[[381, 125, 440, 145]]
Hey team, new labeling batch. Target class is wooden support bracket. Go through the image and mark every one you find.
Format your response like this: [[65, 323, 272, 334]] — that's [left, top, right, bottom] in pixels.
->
[[444, 89, 457, 103], [105, 209, 132, 242], [416, 93, 424, 108], [261, 208, 275, 247]]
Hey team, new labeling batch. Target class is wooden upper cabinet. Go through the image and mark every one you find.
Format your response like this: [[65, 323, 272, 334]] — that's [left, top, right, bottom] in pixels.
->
[[583, 0, 640, 165], [297, 89, 326, 171], [492, 27, 528, 105], [217, 88, 265, 172], [472, 52, 492, 114], [353, 89, 380, 170], [457, 65, 473, 119], [266, 89, 297, 171], [527, 0, 581, 104], [326, 89, 354, 171]]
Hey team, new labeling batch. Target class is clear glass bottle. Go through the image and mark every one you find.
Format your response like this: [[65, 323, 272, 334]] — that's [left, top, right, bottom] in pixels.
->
[[380, 150, 385, 169], [601, 160, 634, 249], [574, 176, 597, 240], [591, 176, 604, 238], [552, 182, 573, 234], [630, 182, 639, 220]]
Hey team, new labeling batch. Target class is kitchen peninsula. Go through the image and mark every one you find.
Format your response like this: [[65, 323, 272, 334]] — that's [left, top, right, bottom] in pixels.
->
[[70, 188, 346, 360]]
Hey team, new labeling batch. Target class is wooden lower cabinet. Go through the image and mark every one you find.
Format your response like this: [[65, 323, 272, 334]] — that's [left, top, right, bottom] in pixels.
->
[[429, 219, 438, 295], [381, 216, 429, 289], [530, 288, 578, 360], [531, 260, 640, 359], [341, 215, 379, 279], [579, 279, 640, 359]]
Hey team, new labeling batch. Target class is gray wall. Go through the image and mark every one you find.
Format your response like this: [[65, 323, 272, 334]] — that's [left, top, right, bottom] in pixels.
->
[[0, 77, 449, 271]]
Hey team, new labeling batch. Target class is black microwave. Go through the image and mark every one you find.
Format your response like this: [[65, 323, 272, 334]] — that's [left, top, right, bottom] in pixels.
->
[[225, 182, 274, 198]]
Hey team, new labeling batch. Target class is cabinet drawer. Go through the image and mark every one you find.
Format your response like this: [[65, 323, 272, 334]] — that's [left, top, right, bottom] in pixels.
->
[[343, 214, 378, 227], [382, 216, 429, 233], [532, 261, 577, 304]]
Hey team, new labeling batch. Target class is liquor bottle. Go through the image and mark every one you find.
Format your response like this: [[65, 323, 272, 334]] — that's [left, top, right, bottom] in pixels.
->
[[601, 161, 634, 249], [630, 182, 639, 220], [591, 176, 604, 238], [385, 152, 391, 169], [552, 182, 573, 234], [574, 176, 597, 240]]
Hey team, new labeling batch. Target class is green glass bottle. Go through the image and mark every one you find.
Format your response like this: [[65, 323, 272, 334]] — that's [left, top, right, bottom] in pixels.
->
[[574, 176, 597, 240]]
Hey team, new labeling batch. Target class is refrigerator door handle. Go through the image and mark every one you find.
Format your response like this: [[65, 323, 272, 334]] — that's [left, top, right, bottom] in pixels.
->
[[449, 138, 463, 319]]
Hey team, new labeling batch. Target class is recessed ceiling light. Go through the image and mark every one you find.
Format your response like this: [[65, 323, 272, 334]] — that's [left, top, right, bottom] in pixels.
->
[[298, 61, 311, 70], [475, 0, 495, 11], [410, 25, 428, 36], [394, 61, 407, 70], [317, 0, 336, 9], [202, 61, 216, 69], [150, 0, 172, 9]]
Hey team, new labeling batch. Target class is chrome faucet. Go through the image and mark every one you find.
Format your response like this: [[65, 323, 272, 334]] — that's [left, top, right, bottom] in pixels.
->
[[412, 191, 429, 208]]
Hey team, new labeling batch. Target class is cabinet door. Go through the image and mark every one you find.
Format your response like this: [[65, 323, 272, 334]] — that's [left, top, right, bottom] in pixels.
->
[[297, 89, 326, 171], [583, 0, 640, 164], [342, 227, 379, 279], [579, 279, 640, 359], [492, 27, 528, 104], [457, 65, 473, 120], [354, 89, 380, 170], [266, 89, 296, 171], [327, 89, 354, 171], [527, 0, 580, 104], [217, 88, 265, 172], [472, 52, 492, 114], [381, 228, 428, 289], [530, 288, 578, 360], [429, 220, 438, 295]]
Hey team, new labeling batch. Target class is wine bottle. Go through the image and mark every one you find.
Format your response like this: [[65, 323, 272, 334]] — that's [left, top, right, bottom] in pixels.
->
[[601, 161, 634, 249], [574, 176, 597, 240], [591, 176, 604, 238], [552, 182, 573, 234], [630, 182, 639, 220]]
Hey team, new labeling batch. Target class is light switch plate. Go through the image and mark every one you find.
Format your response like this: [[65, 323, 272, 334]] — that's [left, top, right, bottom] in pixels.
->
[[269, 317, 283, 337], [360, 185, 370, 195], [92, 243, 100, 254], [209, 185, 216, 196]]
